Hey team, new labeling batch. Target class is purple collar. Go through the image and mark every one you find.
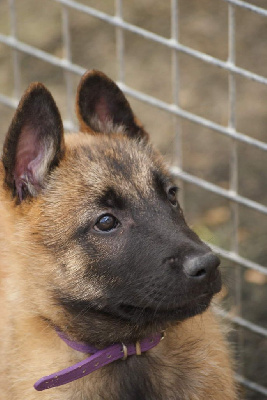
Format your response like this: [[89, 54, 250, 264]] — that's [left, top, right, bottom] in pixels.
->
[[34, 330, 164, 391]]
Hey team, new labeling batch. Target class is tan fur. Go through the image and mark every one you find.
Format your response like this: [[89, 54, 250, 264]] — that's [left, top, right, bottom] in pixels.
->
[[0, 72, 237, 399]]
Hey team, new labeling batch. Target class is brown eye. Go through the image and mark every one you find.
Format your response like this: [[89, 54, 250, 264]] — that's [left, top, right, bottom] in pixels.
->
[[94, 214, 119, 232], [167, 186, 178, 206]]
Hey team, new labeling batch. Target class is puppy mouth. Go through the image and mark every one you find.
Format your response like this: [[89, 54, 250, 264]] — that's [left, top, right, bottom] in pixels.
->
[[57, 274, 221, 341], [115, 292, 214, 323], [114, 276, 222, 323]]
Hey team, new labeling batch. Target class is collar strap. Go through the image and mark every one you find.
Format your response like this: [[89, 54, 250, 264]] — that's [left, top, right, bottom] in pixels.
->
[[34, 330, 163, 391]]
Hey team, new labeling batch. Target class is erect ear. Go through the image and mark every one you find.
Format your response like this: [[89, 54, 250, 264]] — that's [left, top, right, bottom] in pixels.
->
[[76, 70, 148, 141], [2, 83, 65, 202]]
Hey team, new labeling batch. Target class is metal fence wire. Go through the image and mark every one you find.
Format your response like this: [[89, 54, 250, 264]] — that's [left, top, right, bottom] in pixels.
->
[[0, 0, 266, 398]]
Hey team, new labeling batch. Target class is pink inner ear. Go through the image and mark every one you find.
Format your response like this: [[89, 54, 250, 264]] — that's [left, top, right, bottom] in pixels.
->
[[15, 126, 39, 177], [95, 96, 110, 124], [14, 125, 44, 200]]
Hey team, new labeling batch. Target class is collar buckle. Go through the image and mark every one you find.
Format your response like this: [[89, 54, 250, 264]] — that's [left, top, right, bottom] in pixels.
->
[[121, 340, 142, 360], [121, 331, 165, 361], [121, 343, 128, 360]]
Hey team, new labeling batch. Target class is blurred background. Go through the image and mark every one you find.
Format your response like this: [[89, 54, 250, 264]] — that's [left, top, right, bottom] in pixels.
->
[[0, 0, 266, 398]]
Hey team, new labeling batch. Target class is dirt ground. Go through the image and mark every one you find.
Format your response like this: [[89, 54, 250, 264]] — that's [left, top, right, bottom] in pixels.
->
[[0, 0, 266, 398]]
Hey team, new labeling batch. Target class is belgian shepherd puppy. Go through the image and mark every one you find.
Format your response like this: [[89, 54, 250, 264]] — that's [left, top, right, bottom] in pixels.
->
[[0, 70, 236, 399]]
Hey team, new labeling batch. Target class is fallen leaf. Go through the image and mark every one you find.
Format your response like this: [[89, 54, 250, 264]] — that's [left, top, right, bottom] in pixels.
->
[[245, 270, 267, 285], [203, 206, 230, 227]]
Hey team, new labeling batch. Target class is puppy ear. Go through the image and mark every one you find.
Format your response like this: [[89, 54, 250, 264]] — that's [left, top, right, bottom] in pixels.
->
[[2, 83, 65, 202], [76, 70, 148, 140]]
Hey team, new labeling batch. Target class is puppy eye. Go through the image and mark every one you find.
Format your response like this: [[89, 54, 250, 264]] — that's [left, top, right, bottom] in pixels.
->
[[167, 186, 178, 206], [94, 214, 119, 232]]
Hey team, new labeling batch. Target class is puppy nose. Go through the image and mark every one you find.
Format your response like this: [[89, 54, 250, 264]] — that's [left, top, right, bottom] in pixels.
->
[[183, 252, 220, 280]]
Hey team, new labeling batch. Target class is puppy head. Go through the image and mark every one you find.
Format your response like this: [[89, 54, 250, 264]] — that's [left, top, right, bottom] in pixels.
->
[[2, 71, 221, 346]]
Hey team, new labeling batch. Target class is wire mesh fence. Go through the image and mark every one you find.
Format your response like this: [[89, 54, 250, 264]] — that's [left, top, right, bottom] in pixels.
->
[[0, 0, 266, 398]]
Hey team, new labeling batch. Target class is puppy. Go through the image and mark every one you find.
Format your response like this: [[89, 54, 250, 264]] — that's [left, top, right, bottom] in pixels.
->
[[0, 70, 237, 399]]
